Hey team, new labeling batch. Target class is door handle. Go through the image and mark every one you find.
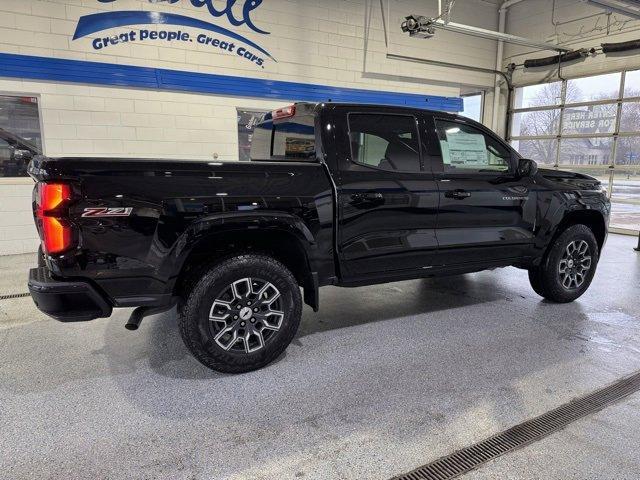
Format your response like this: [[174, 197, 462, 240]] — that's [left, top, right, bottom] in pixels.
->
[[362, 192, 383, 201], [349, 192, 385, 206], [445, 189, 471, 200], [350, 192, 383, 201]]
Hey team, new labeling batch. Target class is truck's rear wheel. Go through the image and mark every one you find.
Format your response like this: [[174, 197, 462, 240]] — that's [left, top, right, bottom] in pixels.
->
[[528, 224, 599, 303], [178, 254, 302, 373]]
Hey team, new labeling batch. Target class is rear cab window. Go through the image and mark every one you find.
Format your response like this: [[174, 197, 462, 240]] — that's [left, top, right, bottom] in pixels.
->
[[250, 108, 316, 161], [347, 113, 421, 172]]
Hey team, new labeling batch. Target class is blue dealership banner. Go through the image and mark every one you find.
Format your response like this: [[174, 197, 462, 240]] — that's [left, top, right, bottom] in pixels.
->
[[95, 0, 269, 34], [3, 0, 464, 111], [0, 52, 463, 112], [71, 0, 274, 67]]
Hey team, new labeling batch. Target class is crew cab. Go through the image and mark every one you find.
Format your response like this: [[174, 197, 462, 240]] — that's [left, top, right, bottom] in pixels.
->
[[25, 102, 610, 373]]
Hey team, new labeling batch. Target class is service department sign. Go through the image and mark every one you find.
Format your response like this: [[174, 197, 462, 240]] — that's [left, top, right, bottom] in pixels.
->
[[71, 0, 275, 68], [563, 107, 617, 135]]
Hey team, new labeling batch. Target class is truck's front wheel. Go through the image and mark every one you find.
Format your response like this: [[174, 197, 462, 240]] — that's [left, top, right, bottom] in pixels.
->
[[178, 255, 302, 373], [528, 224, 599, 303]]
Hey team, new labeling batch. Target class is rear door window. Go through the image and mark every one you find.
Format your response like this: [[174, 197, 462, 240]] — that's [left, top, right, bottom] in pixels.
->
[[348, 113, 421, 172]]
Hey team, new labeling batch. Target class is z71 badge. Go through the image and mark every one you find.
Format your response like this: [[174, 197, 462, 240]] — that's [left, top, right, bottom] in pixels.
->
[[82, 207, 133, 218]]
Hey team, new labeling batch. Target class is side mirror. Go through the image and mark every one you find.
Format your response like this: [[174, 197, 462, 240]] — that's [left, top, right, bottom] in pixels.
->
[[517, 158, 538, 178]]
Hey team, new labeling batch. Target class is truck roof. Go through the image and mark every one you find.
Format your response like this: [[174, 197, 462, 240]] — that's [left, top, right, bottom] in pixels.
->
[[292, 101, 457, 117]]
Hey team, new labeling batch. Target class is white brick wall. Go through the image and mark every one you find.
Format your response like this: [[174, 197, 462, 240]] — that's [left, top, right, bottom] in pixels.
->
[[0, 181, 39, 256], [0, 0, 501, 97], [0, 0, 504, 255], [24, 79, 293, 159]]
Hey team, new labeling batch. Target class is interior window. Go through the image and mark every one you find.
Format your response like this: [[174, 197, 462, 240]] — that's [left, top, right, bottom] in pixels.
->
[[348, 114, 421, 172], [435, 119, 511, 173], [0, 95, 42, 177]]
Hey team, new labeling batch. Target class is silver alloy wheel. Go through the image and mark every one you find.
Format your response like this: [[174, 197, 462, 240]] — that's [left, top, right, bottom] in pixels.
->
[[209, 277, 284, 353], [558, 240, 592, 290]]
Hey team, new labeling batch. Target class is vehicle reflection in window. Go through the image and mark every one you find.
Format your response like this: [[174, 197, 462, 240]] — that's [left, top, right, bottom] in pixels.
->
[[0, 95, 42, 178]]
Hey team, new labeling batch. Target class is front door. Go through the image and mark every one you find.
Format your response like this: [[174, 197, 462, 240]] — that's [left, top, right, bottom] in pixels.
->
[[427, 116, 537, 266], [333, 107, 439, 280]]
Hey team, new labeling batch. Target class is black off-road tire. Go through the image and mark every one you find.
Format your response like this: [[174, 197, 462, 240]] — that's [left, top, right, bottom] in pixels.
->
[[527, 267, 545, 297], [178, 254, 302, 373], [528, 224, 599, 303]]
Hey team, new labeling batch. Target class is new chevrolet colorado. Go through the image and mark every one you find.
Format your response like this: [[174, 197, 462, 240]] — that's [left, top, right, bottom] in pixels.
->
[[25, 102, 610, 373]]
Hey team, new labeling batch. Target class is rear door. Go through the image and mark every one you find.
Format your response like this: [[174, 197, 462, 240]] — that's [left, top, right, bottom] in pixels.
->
[[425, 115, 537, 265], [332, 106, 439, 280]]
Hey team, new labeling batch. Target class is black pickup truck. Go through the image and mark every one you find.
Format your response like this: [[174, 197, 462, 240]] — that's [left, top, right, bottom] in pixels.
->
[[25, 102, 610, 373]]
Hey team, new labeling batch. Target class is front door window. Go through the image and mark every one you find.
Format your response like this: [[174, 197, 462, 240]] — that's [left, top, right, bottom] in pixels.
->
[[435, 120, 511, 174]]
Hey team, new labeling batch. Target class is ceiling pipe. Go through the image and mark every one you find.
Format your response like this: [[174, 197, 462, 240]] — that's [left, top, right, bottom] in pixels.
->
[[428, 1, 566, 52], [582, 0, 640, 19], [492, 0, 526, 132], [428, 20, 569, 50]]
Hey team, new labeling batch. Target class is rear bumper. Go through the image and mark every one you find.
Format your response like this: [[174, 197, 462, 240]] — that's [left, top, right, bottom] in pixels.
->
[[28, 267, 112, 322]]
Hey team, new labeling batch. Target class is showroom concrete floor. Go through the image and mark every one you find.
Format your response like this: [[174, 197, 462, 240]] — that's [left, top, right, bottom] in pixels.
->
[[1, 234, 639, 480]]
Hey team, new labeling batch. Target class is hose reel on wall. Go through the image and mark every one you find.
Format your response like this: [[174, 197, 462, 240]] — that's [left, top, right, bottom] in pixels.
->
[[519, 38, 640, 70]]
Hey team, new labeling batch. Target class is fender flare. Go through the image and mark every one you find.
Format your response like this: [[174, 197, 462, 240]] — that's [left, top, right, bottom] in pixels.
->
[[533, 194, 607, 265], [159, 211, 318, 302]]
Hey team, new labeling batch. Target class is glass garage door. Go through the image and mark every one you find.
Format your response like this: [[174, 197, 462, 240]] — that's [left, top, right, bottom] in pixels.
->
[[510, 70, 640, 234]]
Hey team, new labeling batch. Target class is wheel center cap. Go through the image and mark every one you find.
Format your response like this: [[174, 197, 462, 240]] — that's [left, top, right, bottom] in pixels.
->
[[567, 259, 575, 268], [239, 307, 252, 321]]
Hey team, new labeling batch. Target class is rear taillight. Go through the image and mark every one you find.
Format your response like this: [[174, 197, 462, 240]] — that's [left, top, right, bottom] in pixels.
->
[[35, 182, 74, 255]]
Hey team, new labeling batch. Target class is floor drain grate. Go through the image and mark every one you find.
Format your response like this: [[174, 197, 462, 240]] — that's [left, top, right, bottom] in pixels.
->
[[0, 292, 31, 301], [392, 371, 640, 480]]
